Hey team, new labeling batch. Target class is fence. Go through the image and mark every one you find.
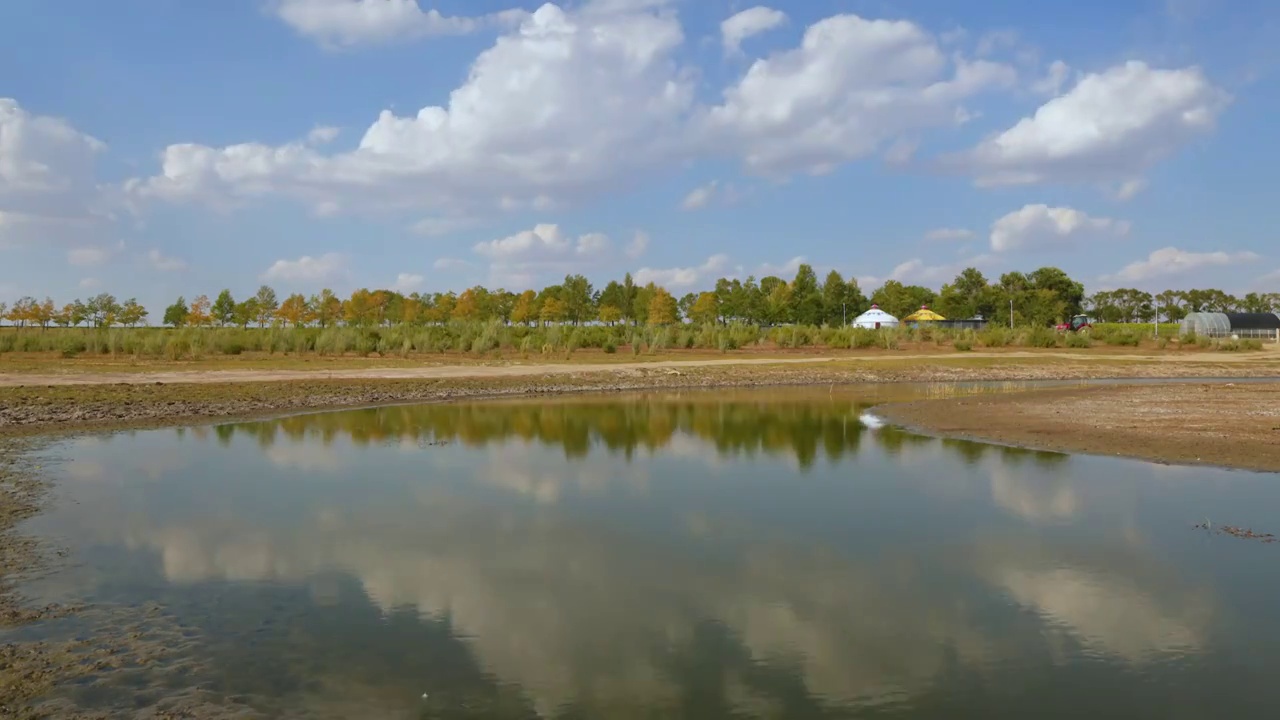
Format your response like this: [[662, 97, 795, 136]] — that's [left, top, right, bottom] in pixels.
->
[[1195, 327, 1280, 342]]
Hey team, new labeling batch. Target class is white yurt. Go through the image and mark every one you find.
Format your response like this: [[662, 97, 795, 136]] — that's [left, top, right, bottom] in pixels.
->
[[852, 304, 899, 329]]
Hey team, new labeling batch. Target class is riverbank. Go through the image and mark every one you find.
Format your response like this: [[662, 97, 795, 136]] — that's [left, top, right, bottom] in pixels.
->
[[877, 381, 1280, 473], [3, 355, 1280, 434]]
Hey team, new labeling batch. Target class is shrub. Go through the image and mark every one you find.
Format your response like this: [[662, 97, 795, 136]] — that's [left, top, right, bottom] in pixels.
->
[[953, 338, 973, 352], [603, 340, 617, 354], [1064, 332, 1092, 349], [979, 327, 1011, 348], [1102, 329, 1141, 347], [1021, 326, 1059, 348]]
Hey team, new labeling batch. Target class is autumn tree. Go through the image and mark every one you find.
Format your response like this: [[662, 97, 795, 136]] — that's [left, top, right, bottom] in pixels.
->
[[6, 297, 36, 328], [164, 297, 190, 327], [647, 287, 679, 326], [34, 297, 55, 330], [118, 298, 148, 327], [689, 292, 719, 325], [452, 288, 483, 322], [311, 289, 341, 328], [539, 296, 568, 324], [86, 293, 120, 328], [212, 290, 237, 326], [511, 290, 537, 326], [597, 303, 623, 325], [0, 302, 6, 326], [188, 295, 212, 327], [54, 303, 75, 328], [277, 293, 311, 327]]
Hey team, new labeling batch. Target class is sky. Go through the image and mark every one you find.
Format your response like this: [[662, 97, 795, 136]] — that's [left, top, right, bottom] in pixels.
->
[[3, 0, 1280, 312]]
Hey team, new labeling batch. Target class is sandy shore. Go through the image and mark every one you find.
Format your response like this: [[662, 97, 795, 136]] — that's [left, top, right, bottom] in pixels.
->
[[3, 354, 1280, 434], [877, 381, 1280, 473]]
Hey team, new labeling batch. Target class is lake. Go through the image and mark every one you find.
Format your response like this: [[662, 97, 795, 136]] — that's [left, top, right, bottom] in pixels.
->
[[12, 386, 1280, 718]]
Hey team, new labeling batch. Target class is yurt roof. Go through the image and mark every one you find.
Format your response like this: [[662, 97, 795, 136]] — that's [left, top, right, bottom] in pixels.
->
[[902, 305, 946, 322], [854, 304, 899, 321]]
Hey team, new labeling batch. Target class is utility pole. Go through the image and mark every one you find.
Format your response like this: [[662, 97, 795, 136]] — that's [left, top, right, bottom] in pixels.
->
[[1009, 299, 1014, 329], [842, 302, 846, 326]]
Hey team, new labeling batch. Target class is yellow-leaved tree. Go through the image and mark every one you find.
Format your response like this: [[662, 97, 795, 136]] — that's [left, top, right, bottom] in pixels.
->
[[647, 287, 679, 326], [187, 295, 212, 327], [689, 292, 719, 326], [277, 293, 311, 328], [510, 290, 537, 326]]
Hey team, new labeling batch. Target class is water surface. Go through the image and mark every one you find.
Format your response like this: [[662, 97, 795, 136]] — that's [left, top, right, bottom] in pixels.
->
[[17, 386, 1280, 718]]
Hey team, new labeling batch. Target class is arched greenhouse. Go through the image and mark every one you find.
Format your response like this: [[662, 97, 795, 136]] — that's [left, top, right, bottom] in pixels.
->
[[1181, 312, 1280, 338]]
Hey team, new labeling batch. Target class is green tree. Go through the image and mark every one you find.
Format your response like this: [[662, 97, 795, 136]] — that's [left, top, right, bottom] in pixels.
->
[[871, 281, 935, 319], [233, 298, 259, 328], [820, 270, 865, 325], [561, 274, 595, 325], [789, 264, 823, 325], [212, 289, 236, 326], [163, 296, 190, 328], [254, 285, 279, 327], [936, 268, 992, 320], [621, 273, 638, 325]]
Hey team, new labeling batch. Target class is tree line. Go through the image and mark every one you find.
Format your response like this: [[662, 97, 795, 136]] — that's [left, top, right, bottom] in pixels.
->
[[2, 265, 1276, 330]]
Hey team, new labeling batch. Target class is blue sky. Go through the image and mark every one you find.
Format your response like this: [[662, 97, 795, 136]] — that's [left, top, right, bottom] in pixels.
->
[[2, 0, 1279, 312]]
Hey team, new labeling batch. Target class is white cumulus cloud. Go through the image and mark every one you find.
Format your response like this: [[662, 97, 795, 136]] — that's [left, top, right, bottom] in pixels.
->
[[702, 14, 1016, 177], [261, 252, 346, 283], [721, 6, 787, 55], [989, 204, 1130, 253], [127, 6, 1017, 216], [681, 181, 718, 210], [634, 254, 730, 289], [952, 61, 1230, 194], [271, 0, 523, 47], [390, 272, 425, 292], [0, 98, 111, 244], [1102, 247, 1260, 284], [129, 2, 695, 216]]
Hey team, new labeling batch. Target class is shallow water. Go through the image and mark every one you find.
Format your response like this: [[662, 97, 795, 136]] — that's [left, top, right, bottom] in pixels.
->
[[16, 386, 1280, 718]]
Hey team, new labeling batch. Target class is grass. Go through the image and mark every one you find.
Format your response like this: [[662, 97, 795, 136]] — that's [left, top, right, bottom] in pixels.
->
[[0, 321, 1272, 375], [1092, 322, 1180, 339]]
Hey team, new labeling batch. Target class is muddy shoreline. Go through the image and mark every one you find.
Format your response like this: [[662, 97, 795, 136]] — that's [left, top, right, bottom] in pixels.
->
[[877, 381, 1280, 473], [4, 359, 1279, 436]]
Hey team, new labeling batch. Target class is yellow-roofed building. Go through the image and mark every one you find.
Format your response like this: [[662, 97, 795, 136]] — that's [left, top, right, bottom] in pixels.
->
[[902, 306, 946, 322]]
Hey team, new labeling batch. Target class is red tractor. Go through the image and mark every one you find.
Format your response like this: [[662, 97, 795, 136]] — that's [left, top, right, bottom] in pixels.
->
[[1055, 314, 1093, 333]]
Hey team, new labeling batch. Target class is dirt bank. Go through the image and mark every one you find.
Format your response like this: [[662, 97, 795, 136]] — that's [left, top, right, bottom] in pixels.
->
[[877, 382, 1280, 473], [3, 357, 1279, 435], [2, 348, 1279, 386]]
